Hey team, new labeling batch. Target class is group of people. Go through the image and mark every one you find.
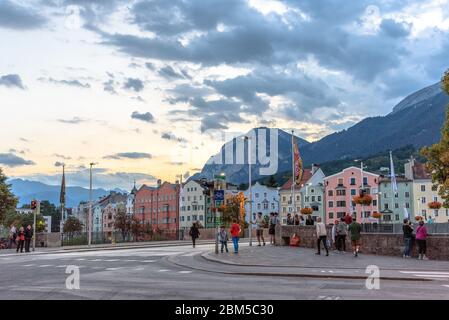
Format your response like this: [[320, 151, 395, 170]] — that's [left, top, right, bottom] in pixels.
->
[[286, 213, 315, 226], [7, 224, 34, 253], [403, 218, 429, 260], [189, 219, 242, 254]]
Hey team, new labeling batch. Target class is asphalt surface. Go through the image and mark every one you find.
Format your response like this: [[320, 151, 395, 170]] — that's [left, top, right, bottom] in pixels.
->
[[1, 243, 449, 300]]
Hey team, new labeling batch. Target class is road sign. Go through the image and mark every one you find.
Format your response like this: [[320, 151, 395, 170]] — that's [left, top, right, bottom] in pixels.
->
[[214, 190, 224, 201]]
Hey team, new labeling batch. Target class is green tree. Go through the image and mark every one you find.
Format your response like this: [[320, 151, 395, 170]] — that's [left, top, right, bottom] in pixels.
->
[[114, 205, 130, 239], [0, 168, 18, 223], [21, 212, 46, 232], [421, 69, 449, 208], [63, 216, 83, 236], [130, 216, 143, 241], [39, 200, 60, 232]]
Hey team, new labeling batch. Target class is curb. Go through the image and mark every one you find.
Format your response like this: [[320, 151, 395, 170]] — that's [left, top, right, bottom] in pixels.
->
[[167, 255, 430, 282]]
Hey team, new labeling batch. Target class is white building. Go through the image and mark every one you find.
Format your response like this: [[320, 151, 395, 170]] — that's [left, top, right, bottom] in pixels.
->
[[126, 183, 138, 217], [243, 182, 279, 222], [179, 180, 207, 229]]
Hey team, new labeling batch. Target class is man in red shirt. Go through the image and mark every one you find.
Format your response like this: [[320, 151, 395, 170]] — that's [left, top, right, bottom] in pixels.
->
[[230, 218, 241, 254]]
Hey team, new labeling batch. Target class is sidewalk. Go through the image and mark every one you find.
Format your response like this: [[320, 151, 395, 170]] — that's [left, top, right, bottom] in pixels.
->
[[0, 239, 217, 256], [181, 245, 449, 281]]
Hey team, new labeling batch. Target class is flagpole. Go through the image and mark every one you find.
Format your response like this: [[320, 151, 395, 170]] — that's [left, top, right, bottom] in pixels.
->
[[390, 150, 395, 223], [291, 130, 295, 220], [60, 164, 65, 246]]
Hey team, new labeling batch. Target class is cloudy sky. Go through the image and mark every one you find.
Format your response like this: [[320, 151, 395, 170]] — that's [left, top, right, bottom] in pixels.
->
[[1, 0, 448, 189]]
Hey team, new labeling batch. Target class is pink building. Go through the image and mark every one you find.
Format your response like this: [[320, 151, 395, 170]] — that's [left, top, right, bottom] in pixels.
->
[[324, 167, 380, 224]]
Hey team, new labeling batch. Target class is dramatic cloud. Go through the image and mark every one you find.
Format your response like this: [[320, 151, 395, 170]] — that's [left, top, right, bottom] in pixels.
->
[[54, 161, 65, 167], [0, 1, 47, 30], [104, 152, 152, 160], [57, 117, 87, 124], [158, 66, 191, 79], [0, 153, 35, 167], [131, 111, 154, 123], [0, 74, 25, 89], [103, 79, 117, 94], [40, 77, 91, 88], [380, 19, 411, 38], [123, 78, 144, 92], [161, 132, 188, 143]]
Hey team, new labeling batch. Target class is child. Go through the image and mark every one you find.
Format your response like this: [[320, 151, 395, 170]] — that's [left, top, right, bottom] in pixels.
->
[[218, 225, 229, 253]]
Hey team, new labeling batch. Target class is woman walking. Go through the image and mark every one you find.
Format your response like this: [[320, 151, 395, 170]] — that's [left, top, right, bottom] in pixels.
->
[[416, 220, 428, 260], [230, 219, 241, 254], [16, 226, 25, 253], [189, 222, 200, 248]]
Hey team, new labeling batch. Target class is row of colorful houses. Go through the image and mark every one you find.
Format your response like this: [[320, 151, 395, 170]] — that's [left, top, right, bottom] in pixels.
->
[[71, 157, 449, 234]]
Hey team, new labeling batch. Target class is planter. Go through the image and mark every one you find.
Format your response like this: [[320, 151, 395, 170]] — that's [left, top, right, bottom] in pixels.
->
[[372, 212, 382, 219], [300, 207, 313, 215], [428, 201, 442, 210], [353, 194, 373, 206]]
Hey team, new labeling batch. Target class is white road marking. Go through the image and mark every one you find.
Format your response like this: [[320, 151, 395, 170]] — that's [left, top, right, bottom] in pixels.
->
[[75, 258, 86, 261], [414, 275, 449, 278], [142, 260, 156, 263], [55, 265, 67, 268], [442, 285, 449, 288], [158, 269, 169, 272], [400, 271, 449, 275], [23, 264, 35, 267], [38, 264, 53, 268], [104, 259, 119, 262], [134, 267, 145, 271], [106, 267, 122, 271], [178, 271, 193, 274]]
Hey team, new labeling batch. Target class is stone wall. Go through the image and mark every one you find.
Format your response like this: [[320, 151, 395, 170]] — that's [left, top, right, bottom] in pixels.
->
[[275, 225, 449, 260], [36, 232, 61, 247]]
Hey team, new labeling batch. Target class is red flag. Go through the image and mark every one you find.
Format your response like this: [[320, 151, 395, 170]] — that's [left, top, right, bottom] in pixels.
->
[[293, 137, 303, 185]]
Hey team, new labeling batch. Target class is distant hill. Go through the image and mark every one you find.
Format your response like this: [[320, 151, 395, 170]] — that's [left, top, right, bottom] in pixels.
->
[[8, 179, 126, 207]]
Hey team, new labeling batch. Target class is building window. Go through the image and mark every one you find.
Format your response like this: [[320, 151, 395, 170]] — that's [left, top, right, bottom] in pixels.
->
[[312, 205, 319, 211], [263, 203, 268, 210], [405, 192, 410, 198], [318, 196, 321, 201], [255, 193, 259, 198], [395, 203, 399, 209], [271, 203, 275, 209], [328, 190, 333, 197], [363, 177, 368, 186], [351, 189, 356, 196], [283, 207, 286, 213], [311, 189, 314, 193], [434, 210, 438, 217], [199, 215, 203, 220], [181, 216, 185, 222], [192, 215, 197, 221], [311, 196, 315, 202], [384, 204, 389, 210], [296, 195, 300, 201], [421, 185, 426, 192], [432, 185, 438, 191], [257, 204, 261, 210], [187, 216, 191, 221], [336, 189, 346, 196], [336, 201, 346, 207], [350, 178, 356, 185], [337, 212, 345, 218], [282, 196, 286, 202], [405, 203, 410, 208], [338, 178, 343, 185], [329, 212, 334, 219], [372, 200, 377, 206], [433, 196, 438, 202], [395, 214, 399, 221], [328, 201, 333, 208], [421, 197, 426, 204]]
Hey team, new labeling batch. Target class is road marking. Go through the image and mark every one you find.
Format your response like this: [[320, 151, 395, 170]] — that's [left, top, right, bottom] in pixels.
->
[[104, 259, 119, 262], [134, 267, 145, 271], [90, 259, 103, 262], [178, 271, 193, 274], [142, 260, 156, 263], [158, 269, 169, 272], [75, 258, 86, 261], [442, 285, 449, 288], [413, 274, 449, 278], [400, 271, 449, 275], [123, 259, 140, 262], [38, 264, 53, 268], [23, 264, 35, 267], [56, 265, 67, 268], [106, 267, 122, 271]]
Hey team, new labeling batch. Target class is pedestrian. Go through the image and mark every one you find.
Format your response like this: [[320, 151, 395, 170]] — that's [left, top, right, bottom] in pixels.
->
[[331, 219, 339, 251], [337, 217, 347, 252], [218, 225, 229, 253], [24, 224, 33, 253], [16, 226, 25, 253], [230, 219, 241, 254], [293, 214, 300, 226], [402, 218, 413, 258], [416, 220, 429, 260], [252, 212, 266, 246], [305, 215, 314, 226], [427, 216, 434, 224], [189, 222, 200, 248], [8, 224, 17, 249], [286, 213, 294, 225], [315, 217, 329, 256], [348, 217, 362, 257], [268, 212, 276, 245]]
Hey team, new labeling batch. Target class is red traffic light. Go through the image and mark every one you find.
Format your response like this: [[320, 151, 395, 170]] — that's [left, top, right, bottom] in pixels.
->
[[31, 200, 38, 210]]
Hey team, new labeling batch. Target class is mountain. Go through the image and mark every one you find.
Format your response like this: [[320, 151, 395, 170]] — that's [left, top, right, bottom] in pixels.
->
[[193, 82, 449, 184], [300, 82, 449, 164], [8, 178, 126, 208], [189, 127, 309, 185]]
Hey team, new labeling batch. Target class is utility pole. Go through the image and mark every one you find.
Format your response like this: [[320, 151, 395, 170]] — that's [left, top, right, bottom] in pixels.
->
[[247, 136, 253, 246], [88, 162, 96, 246], [32, 200, 39, 251]]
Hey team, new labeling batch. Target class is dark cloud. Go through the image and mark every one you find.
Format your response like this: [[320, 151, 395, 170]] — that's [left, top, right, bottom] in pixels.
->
[[145, 62, 156, 71], [158, 65, 191, 79], [104, 152, 152, 160], [40, 77, 91, 88], [0, 153, 35, 167], [0, 1, 47, 30], [131, 111, 154, 123], [54, 161, 65, 167], [0, 74, 25, 89], [161, 132, 188, 143], [57, 117, 87, 124], [8, 148, 25, 155], [103, 79, 117, 94], [123, 78, 144, 92], [380, 19, 411, 38]]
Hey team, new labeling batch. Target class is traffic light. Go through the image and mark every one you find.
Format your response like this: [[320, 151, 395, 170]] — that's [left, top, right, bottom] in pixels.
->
[[31, 200, 38, 210]]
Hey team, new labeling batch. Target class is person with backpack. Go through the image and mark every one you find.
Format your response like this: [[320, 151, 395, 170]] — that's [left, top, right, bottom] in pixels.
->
[[402, 218, 413, 258], [218, 225, 229, 253], [24, 224, 33, 253], [230, 219, 241, 254], [348, 218, 362, 257], [337, 217, 348, 252], [189, 222, 200, 248], [16, 226, 25, 253], [315, 217, 329, 256], [416, 220, 429, 260]]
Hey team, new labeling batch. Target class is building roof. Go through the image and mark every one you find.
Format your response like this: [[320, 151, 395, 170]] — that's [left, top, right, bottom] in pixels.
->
[[379, 176, 412, 183], [280, 169, 313, 191], [412, 162, 431, 180]]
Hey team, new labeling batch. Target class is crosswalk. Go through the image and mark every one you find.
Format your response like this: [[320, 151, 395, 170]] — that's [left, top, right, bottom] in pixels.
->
[[399, 270, 449, 290]]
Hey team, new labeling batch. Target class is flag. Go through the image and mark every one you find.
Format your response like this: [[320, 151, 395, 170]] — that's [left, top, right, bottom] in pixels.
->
[[389, 151, 398, 195], [59, 165, 66, 206], [293, 136, 303, 185], [403, 207, 409, 219]]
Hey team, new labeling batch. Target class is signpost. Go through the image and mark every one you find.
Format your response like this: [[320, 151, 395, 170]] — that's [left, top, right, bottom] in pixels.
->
[[214, 190, 224, 254]]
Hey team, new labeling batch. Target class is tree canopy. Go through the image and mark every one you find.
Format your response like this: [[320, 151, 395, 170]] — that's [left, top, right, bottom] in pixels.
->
[[0, 168, 18, 223]]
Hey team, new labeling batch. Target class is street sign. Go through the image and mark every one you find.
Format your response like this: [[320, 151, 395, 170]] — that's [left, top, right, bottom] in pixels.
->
[[215, 217, 222, 227], [213, 174, 226, 180], [214, 190, 224, 201]]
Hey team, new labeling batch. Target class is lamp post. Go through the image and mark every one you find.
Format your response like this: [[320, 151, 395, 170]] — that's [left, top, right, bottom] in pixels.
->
[[88, 162, 97, 246], [355, 160, 367, 222], [244, 136, 253, 246]]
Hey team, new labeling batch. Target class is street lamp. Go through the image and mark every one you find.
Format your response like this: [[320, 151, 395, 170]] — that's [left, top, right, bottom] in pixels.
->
[[244, 136, 253, 246], [354, 159, 367, 221], [88, 162, 98, 246]]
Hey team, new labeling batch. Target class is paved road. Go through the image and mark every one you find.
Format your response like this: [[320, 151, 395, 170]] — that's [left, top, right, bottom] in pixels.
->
[[1, 243, 448, 300]]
